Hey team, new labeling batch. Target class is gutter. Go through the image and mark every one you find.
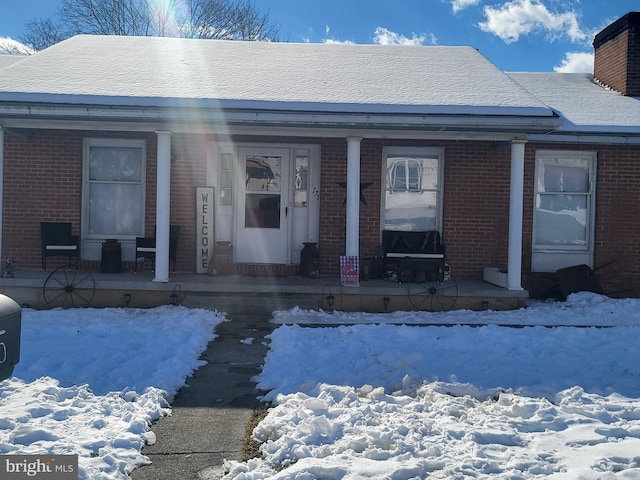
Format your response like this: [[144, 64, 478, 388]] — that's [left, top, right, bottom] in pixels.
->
[[527, 132, 640, 145], [0, 102, 562, 135]]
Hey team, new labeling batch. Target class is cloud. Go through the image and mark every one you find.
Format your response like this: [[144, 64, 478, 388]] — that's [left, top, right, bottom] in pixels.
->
[[321, 25, 436, 46], [450, 0, 481, 13], [554, 51, 593, 73], [478, 0, 587, 44], [324, 38, 355, 44], [373, 27, 437, 46], [0, 37, 33, 55], [322, 24, 355, 44]]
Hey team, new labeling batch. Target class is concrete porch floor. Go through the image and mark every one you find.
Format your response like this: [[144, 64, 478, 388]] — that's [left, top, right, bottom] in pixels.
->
[[0, 268, 527, 312]]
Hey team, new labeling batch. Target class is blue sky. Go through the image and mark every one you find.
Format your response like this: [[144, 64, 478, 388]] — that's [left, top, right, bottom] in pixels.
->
[[0, 0, 638, 72]]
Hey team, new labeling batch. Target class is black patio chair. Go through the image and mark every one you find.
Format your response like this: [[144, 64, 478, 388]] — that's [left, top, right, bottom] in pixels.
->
[[40, 222, 79, 271], [135, 225, 180, 273]]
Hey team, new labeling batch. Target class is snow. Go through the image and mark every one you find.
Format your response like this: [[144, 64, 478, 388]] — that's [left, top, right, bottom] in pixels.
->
[[1, 306, 225, 479], [0, 36, 552, 117], [3, 293, 640, 479], [508, 72, 640, 134]]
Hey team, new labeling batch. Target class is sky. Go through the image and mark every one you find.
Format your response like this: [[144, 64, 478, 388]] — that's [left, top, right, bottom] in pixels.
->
[[3, 293, 640, 478], [0, 0, 638, 73]]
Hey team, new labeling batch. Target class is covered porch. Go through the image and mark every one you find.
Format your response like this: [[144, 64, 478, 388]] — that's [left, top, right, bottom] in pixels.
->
[[0, 269, 527, 313]]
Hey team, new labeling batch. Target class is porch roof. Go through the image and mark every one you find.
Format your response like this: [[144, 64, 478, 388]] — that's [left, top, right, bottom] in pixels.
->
[[0, 35, 554, 121]]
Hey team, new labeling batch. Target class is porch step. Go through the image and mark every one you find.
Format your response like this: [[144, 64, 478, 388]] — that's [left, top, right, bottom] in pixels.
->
[[182, 294, 318, 315], [232, 264, 300, 277]]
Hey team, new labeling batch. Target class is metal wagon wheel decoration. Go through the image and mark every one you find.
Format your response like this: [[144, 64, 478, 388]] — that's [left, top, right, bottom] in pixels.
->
[[43, 266, 96, 308], [407, 275, 458, 312]]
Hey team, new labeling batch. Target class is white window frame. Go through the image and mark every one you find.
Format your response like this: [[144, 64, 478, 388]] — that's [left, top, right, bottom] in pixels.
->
[[532, 150, 597, 272], [81, 138, 146, 261], [381, 147, 445, 233]]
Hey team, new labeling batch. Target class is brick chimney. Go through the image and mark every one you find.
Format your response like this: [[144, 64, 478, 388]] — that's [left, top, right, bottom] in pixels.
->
[[593, 12, 640, 96]]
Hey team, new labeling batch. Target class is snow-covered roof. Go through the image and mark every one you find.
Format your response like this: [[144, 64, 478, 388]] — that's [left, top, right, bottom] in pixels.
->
[[0, 35, 553, 117], [0, 54, 26, 71], [508, 72, 640, 134]]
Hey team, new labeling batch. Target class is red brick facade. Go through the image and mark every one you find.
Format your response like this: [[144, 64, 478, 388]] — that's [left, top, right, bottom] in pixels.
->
[[5, 130, 639, 297], [594, 12, 640, 96]]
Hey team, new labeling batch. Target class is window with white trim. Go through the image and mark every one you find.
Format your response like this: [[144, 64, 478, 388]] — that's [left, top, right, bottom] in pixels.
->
[[82, 138, 146, 239], [532, 150, 596, 271], [383, 147, 444, 232]]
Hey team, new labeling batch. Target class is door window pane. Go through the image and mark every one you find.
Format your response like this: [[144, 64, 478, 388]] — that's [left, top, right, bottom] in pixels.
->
[[245, 193, 280, 228], [246, 155, 281, 192], [245, 155, 282, 228], [295, 154, 309, 207], [220, 153, 233, 206]]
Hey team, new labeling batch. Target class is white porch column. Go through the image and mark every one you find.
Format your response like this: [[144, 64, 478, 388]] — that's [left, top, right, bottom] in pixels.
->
[[346, 137, 362, 257], [154, 131, 172, 282], [507, 140, 526, 290]]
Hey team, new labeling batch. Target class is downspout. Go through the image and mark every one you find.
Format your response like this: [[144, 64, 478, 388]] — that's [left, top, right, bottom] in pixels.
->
[[346, 137, 362, 258], [154, 131, 171, 282], [507, 140, 526, 290]]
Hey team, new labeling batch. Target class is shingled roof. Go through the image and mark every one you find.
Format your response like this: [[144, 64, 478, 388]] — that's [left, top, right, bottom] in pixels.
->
[[0, 35, 552, 118]]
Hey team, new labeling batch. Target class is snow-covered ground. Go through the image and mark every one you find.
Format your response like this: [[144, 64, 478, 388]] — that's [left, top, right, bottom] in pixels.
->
[[0, 306, 225, 479], [2, 293, 640, 479]]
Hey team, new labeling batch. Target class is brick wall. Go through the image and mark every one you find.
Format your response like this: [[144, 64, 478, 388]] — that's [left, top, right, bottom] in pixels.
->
[[594, 28, 631, 93], [3, 130, 83, 270], [594, 12, 640, 96], [169, 133, 209, 273], [589, 145, 640, 295], [317, 137, 348, 274], [2, 129, 204, 272], [522, 143, 640, 297], [4, 130, 640, 296], [318, 138, 640, 298], [316, 138, 514, 279]]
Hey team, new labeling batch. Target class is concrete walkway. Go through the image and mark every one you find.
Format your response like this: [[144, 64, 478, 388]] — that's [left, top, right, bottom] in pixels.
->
[[129, 297, 297, 480]]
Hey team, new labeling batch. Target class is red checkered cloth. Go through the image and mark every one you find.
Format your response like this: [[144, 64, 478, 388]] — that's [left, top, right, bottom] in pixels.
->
[[340, 256, 360, 287]]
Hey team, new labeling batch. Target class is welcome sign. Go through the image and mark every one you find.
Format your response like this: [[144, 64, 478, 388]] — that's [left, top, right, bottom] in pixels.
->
[[196, 187, 215, 274]]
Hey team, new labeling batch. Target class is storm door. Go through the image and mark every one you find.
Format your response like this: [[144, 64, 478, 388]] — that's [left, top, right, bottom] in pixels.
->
[[235, 148, 291, 263]]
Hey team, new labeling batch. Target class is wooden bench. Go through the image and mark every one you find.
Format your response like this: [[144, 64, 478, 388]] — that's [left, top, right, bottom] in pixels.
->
[[382, 230, 445, 282]]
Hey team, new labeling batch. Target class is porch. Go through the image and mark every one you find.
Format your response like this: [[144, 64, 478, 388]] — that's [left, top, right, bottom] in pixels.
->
[[0, 269, 528, 313]]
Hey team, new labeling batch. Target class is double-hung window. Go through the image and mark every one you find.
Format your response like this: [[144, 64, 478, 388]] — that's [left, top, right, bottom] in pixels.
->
[[532, 150, 596, 271], [82, 138, 146, 256], [383, 147, 444, 232]]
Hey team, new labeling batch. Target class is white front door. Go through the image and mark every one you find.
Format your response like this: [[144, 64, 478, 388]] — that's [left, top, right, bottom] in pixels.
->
[[235, 147, 291, 263]]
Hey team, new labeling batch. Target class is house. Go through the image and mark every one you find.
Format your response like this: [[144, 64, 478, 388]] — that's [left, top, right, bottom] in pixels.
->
[[0, 12, 638, 299]]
